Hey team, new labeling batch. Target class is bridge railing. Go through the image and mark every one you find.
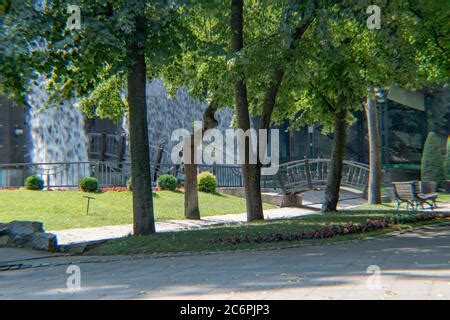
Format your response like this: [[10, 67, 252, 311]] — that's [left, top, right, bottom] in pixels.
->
[[276, 159, 369, 193]]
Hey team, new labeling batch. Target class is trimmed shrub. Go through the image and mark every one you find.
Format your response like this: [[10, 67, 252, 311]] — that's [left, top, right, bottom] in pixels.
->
[[157, 174, 177, 191], [79, 177, 99, 192], [25, 175, 44, 190], [445, 136, 450, 180], [197, 171, 217, 193], [127, 177, 132, 191], [421, 132, 445, 185]]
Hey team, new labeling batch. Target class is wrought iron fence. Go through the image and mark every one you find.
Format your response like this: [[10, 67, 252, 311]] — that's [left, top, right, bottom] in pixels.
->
[[0, 161, 244, 189]]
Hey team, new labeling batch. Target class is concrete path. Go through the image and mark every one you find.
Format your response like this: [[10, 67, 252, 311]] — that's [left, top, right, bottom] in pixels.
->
[[1, 224, 450, 299], [51, 207, 318, 245], [301, 188, 367, 209]]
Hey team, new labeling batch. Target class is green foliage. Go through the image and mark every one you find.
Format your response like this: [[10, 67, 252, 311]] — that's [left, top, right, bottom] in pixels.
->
[[421, 132, 445, 184], [0, 1, 191, 115], [79, 177, 99, 193], [197, 171, 217, 193], [127, 177, 132, 191], [161, 1, 449, 135], [77, 72, 128, 121], [157, 174, 178, 191], [387, 212, 440, 225], [445, 137, 450, 180], [25, 175, 44, 191]]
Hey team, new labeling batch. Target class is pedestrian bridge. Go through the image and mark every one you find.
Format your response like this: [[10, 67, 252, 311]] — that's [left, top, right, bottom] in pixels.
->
[[275, 159, 369, 194]]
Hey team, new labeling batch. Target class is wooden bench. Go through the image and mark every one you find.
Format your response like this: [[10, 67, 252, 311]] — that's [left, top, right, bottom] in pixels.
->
[[392, 181, 438, 211], [417, 181, 438, 209]]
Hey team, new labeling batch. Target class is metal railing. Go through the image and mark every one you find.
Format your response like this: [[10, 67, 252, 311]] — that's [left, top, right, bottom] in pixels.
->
[[0, 159, 370, 192], [0, 162, 91, 189], [0, 161, 244, 189], [276, 159, 370, 193]]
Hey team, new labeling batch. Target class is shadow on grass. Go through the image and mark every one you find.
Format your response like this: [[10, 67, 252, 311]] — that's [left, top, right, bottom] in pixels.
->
[[201, 191, 226, 197]]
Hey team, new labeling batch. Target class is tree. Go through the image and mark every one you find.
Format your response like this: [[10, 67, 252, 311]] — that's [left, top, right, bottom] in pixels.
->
[[421, 132, 445, 185], [163, 0, 317, 221], [287, 0, 450, 209], [365, 87, 382, 204], [230, 0, 264, 220], [184, 101, 218, 220], [361, 0, 450, 204], [0, 0, 187, 235], [158, 0, 449, 216], [230, 1, 315, 220]]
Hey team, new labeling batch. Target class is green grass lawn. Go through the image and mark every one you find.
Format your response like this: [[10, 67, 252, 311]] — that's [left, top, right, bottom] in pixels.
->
[[87, 211, 449, 255], [0, 190, 275, 230]]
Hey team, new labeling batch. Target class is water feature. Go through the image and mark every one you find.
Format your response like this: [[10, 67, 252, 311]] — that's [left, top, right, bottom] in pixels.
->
[[26, 76, 89, 187], [25, 77, 232, 187], [121, 79, 233, 165]]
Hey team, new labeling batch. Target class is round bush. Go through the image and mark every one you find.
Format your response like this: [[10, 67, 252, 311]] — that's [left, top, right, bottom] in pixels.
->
[[197, 171, 217, 193], [127, 177, 132, 191], [25, 175, 44, 190], [79, 177, 99, 192], [157, 174, 178, 191]]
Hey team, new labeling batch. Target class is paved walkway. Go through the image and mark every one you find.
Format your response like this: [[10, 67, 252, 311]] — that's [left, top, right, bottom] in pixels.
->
[[51, 207, 318, 245], [300, 188, 367, 209], [1, 224, 450, 299]]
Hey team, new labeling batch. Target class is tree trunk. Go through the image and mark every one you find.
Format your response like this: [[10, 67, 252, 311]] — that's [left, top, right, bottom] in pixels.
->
[[322, 109, 348, 212], [184, 134, 200, 220], [365, 87, 382, 204], [231, 0, 264, 221], [127, 15, 155, 235], [184, 102, 218, 220]]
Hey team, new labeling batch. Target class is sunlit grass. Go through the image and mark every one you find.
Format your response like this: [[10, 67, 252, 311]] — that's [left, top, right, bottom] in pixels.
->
[[0, 189, 274, 230]]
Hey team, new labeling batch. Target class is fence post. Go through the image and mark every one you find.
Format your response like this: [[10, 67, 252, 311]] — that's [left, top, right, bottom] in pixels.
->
[[305, 159, 313, 189], [99, 132, 107, 161], [116, 134, 125, 162], [46, 173, 51, 190]]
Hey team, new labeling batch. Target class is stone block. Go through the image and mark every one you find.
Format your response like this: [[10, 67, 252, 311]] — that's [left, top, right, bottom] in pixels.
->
[[7, 221, 44, 236], [0, 235, 10, 247], [28, 233, 58, 251], [0, 223, 8, 236]]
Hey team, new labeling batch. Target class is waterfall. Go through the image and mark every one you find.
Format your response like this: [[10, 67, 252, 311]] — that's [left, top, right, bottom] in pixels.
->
[[121, 79, 233, 166], [24, 77, 232, 187], [26, 77, 89, 187]]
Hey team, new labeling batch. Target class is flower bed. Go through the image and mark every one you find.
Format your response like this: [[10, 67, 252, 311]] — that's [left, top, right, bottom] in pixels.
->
[[207, 212, 444, 245]]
